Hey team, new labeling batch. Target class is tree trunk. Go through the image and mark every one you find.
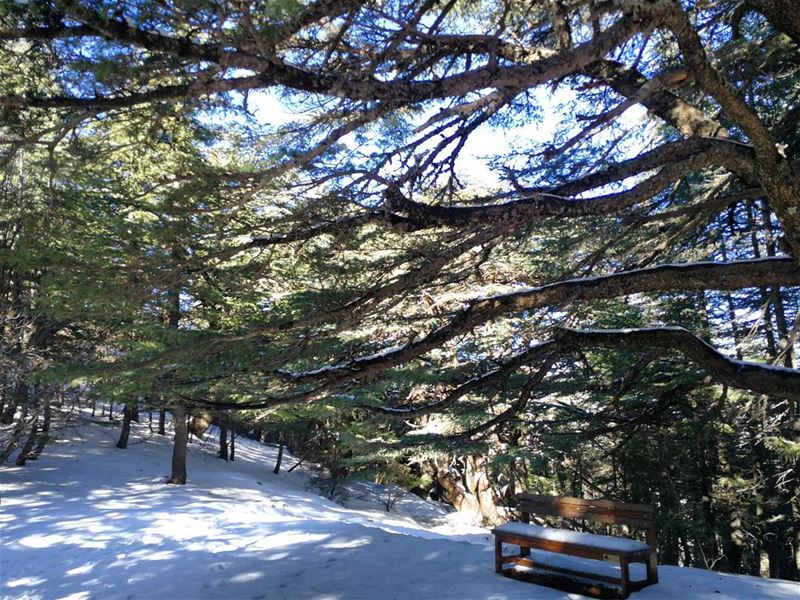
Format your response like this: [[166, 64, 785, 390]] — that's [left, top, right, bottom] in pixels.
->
[[131, 404, 139, 422], [116, 404, 132, 449], [219, 420, 229, 461], [158, 407, 166, 435], [28, 399, 51, 460], [423, 455, 502, 525], [164, 264, 184, 483], [0, 398, 29, 463], [230, 429, 235, 462], [273, 431, 284, 474], [15, 420, 39, 466], [751, 397, 773, 577], [166, 404, 188, 484], [0, 402, 15, 424], [728, 508, 745, 573]]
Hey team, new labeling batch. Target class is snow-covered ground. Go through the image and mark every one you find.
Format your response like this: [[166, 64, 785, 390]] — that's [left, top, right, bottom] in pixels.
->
[[2, 414, 798, 600]]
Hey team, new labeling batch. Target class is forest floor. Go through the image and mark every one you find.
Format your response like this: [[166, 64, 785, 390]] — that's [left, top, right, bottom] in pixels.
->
[[2, 412, 799, 600]]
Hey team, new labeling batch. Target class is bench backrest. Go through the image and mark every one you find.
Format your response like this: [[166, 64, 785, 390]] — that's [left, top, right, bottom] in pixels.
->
[[514, 493, 655, 529]]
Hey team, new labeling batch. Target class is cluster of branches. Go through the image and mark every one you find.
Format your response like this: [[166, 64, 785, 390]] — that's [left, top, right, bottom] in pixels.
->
[[0, 0, 800, 432]]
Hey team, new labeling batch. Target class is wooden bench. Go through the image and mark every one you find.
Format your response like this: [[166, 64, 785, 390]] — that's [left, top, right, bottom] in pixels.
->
[[492, 494, 658, 599]]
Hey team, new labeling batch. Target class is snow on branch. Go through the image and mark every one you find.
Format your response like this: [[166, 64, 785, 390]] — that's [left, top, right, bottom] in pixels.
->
[[555, 326, 800, 401], [286, 257, 800, 385]]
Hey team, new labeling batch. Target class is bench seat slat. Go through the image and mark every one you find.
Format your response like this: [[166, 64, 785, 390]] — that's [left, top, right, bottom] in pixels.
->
[[493, 523, 651, 555]]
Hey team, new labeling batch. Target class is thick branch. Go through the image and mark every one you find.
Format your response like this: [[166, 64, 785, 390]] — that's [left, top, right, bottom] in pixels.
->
[[556, 327, 800, 401], [0, 8, 654, 110], [583, 59, 730, 139], [388, 139, 753, 226], [287, 257, 800, 384]]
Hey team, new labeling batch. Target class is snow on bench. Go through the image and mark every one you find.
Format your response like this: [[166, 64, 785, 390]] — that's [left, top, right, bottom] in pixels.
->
[[493, 522, 651, 554]]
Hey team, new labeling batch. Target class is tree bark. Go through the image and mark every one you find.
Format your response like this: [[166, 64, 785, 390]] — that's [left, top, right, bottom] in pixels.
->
[[158, 407, 166, 435], [0, 402, 15, 424], [116, 404, 132, 449], [273, 431, 284, 474], [28, 399, 51, 460], [15, 420, 38, 466], [166, 404, 188, 484], [218, 419, 229, 461], [164, 250, 185, 483], [0, 399, 29, 463]]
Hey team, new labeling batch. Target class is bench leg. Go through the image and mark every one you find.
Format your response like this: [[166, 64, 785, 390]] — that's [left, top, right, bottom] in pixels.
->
[[495, 537, 503, 573], [646, 551, 659, 584], [619, 558, 630, 599]]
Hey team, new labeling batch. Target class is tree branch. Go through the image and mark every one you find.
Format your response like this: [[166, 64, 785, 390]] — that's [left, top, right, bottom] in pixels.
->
[[556, 326, 800, 401], [286, 257, 800, 385]]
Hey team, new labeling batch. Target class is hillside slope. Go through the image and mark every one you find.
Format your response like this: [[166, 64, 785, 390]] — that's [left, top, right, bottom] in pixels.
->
[[2, 414, 798, 600]]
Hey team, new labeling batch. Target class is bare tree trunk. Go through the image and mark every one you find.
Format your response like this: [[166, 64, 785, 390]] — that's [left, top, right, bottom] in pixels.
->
[[164, 265, 183, 482], [15, 420, 38, 466], [166, 404, 188, 484], [230, 429, 235, 462], [131, 404, 139, 422], [273, 431, 284, 474], [422, 455, 502, 525], [0, 404, 29, 463], [158, 408, 166, 435], [0, 402, 15, 424], [28, 399, 51, 460], [728, 509, 745, 573], [116, 404, 132, 449], [218, 419, 229, 461]]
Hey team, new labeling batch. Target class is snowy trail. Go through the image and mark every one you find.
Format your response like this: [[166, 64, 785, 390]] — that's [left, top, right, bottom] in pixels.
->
[[2, 415, 798, 600]]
